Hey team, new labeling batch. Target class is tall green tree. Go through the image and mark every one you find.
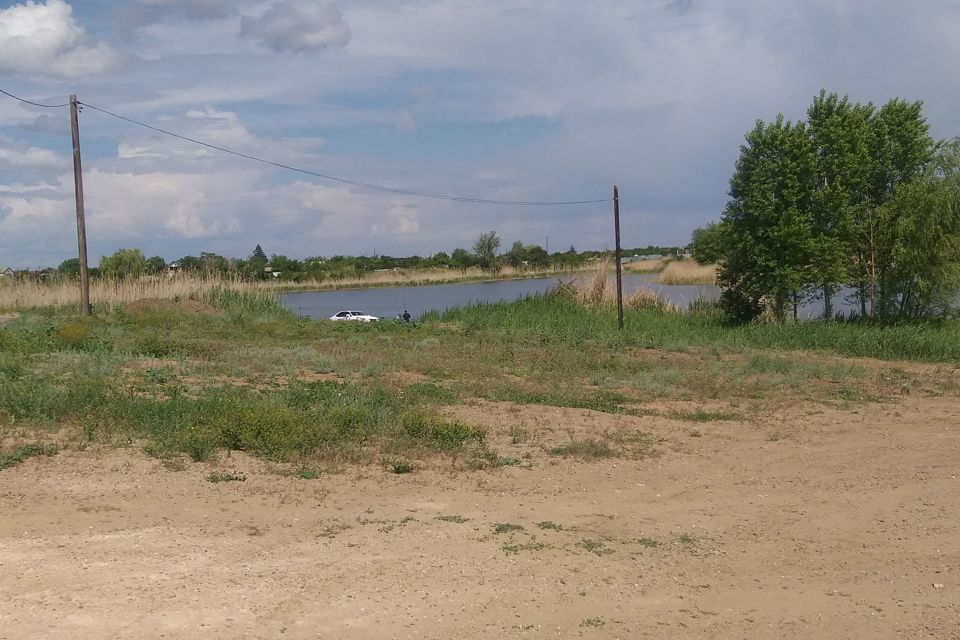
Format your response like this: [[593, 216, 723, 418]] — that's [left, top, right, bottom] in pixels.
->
[[856, 98, 936, 316], [806, 90, 873, 319], [689, 222, 728, 265], [717, 116, 817, 322], [473, 231, 501, 271]]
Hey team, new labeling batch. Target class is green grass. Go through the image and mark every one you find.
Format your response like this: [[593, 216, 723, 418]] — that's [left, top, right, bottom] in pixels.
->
[[579, 538, 614, 556], [494, 522, 524, 534], [436, 514, 469, 523], [0, 443, 58, 470], [0, 288, 952, 472]]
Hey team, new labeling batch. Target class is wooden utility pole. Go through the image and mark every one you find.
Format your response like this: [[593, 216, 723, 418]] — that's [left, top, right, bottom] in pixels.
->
[[70, 95, 91, 316], [613, 185, 623, 329]]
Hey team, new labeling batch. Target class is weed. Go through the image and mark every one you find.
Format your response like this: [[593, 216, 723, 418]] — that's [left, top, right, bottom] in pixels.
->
[[503, 541, 545, 555], [388, 460, 415, 474], [580, 617, 605, 628], [536, 521, 562, 530], [494, 522, 524, 534], [579, 538, 613, 556], [436, 515, 468, 523], [679, 533, 697, 546], [638, 537, 658, 548], [669, 409, 739, 422], [0, 443, 58, 470], [296, 468, 320, 479], [206, 471, 247, 483], [548, 439, 616, 460]]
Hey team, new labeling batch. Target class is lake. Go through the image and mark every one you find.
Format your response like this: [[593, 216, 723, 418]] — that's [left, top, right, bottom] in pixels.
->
[[281, 274, 718, 320]]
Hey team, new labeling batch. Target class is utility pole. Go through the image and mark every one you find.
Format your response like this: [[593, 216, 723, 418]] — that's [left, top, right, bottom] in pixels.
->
[[70, 95, 91, 316], [613, 185, 623, 329]]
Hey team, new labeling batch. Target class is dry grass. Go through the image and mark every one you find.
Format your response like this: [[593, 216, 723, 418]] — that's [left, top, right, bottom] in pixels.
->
[[657, 261, 717, 285], [552, 261, 675, 311], [0, 264, 596, 311], [622, 258, 669, 273]]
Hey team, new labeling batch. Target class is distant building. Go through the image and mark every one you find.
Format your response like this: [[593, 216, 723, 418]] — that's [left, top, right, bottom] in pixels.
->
[[1, 267, 14, 280]]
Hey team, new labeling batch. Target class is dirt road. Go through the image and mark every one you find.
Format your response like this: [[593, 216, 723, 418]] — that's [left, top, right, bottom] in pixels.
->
[[1, 396, 958, 639]]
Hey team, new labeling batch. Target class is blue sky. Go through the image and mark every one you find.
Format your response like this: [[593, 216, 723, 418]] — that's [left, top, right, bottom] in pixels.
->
[[1, 0, 959, 267]]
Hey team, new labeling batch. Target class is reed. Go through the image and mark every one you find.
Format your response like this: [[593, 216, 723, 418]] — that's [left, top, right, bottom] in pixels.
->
[[0, 263, 596, 311], [621, 258, 669, 273], [657, 260, 717, 285]]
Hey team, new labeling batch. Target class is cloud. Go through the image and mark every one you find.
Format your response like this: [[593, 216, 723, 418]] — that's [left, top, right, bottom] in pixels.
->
[[0, 0, 116, 76], [240, 0, 350, 53], [0, 136, 66, 170], [117, 0, 234, 32]]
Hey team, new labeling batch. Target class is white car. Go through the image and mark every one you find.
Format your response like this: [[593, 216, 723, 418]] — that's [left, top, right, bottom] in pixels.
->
[[329, 310, 379, 322]]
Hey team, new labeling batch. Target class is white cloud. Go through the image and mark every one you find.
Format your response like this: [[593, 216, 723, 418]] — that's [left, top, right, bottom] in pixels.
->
[[240, 0, 350, 53], [0, 136, 66, 170], [118, 0, 234, 32], [0, 0, 116, 77]]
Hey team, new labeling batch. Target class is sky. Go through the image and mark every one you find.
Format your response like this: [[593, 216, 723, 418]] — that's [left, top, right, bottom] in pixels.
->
[[1, 0, 959, 268]]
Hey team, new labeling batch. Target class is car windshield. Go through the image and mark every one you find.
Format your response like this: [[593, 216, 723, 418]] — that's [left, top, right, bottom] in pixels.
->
[[348, 311, 365, 315]]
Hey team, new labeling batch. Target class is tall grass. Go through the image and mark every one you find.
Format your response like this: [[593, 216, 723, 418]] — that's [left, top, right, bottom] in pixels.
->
[[0, 263, 597, 311], [441, 294, 960, 362], [657, 260, 717, 285]]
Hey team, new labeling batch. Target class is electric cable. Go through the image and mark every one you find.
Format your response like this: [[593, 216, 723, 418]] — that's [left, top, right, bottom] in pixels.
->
[[0, 88, 70, 109], [77, 100, 611, 206]]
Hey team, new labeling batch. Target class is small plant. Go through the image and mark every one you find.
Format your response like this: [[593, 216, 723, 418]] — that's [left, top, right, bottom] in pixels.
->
[[494, 522, 524, 534], [0, 443, 57, 470], [206, 471, 247, 483], [547, 439, 616, 460], [389, 460, 415, 474], [503, 541, 545, 555], [436, 515, 468, 523], [679, 533, 697, 546], [536, 521, 562, 531], [638, 537, 658, 548], [579, 538, 613, 556], [296, 468, 320, 479], [580, 617, 605, 628]]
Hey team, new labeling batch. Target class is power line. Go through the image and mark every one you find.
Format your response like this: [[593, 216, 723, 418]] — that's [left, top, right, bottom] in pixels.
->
[[76, 100, 611, 206], [0, 88, 70, 109]]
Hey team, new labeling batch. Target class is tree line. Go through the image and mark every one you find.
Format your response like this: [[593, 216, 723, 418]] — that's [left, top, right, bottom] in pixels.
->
[[692, 90, 960, 322], [46, 235, 678, 282]]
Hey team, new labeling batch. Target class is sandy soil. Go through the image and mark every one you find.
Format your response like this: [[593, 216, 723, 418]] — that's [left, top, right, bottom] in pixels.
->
[[1, 395, 958, 639]]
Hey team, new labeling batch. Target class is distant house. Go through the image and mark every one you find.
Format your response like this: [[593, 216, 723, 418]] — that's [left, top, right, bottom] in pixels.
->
[[1, 267, 14, 280]]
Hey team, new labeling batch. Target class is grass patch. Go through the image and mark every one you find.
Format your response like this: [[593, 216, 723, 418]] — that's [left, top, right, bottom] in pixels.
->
[[0, 443, 58, 470], [206, 471, 247, 483], [536, 520, 562, 530], [548, 439, 616, 460], [436, 514, 469, 523], [669, 409, 739, 422], [579, 538, 614, 556], [638, 537, 658, 548], [296, 468, 320, 479], [503, 541, 545, 555], [494, 522, 524, 534]]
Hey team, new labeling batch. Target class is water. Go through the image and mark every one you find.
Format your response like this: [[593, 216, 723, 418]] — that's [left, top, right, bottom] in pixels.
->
[[281, 274, 719, 321]]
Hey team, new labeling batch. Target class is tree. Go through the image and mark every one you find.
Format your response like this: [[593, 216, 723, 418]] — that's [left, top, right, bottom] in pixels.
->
[[251, 244, 267, 262], [450, 248, 475, 269], [58, 257, 81, 277], [856, 98, 937, 317], [145, 256, 167, 275], [717, 116, 817, 322], [525, 244, 549, 266], [689, 223, 727, 265], [505, 241, 526, 268], [473, 231, 501, 271], [877, 137, 960, 318], [99, 248, 147, 280], [806, 90, 873, 319]]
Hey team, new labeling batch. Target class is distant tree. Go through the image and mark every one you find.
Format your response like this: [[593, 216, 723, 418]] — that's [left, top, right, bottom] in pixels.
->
[[525, 244, 549, 266], [251, 244, 267, 262], [145, 256, 167, 275], [473, 231, 501, 271], [176, 255, 202, 272], [200, 252, 230, 274], [99, 248, 147, 280], [689, 223, 727, 265], [269, 254, 301, 274], [450, 248, 475, 269], [57, 257, 80, 277], [505, 241, 526, 268], [430, 251, 450, 267]]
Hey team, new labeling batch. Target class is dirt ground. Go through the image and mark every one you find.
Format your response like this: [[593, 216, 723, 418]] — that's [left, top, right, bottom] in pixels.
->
[[1, 394, 958, 639]]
